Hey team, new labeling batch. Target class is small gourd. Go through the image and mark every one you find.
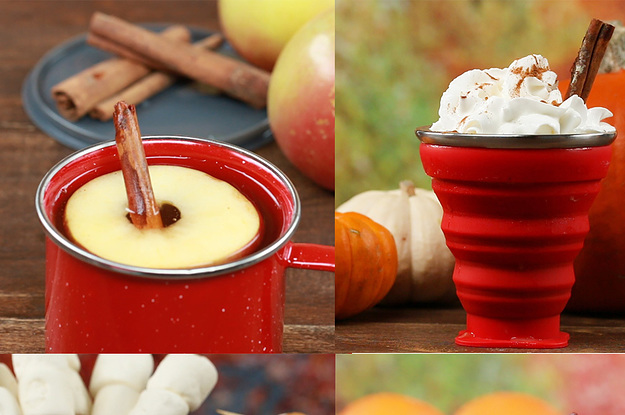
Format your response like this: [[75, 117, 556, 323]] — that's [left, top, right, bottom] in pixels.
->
[[337, 181, 455, 305], [335, 211, 398, 319]]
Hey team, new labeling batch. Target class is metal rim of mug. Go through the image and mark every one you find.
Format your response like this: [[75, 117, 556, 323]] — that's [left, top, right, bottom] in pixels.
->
[[35, 135, 302, 280], [416, 126, 617, 149]]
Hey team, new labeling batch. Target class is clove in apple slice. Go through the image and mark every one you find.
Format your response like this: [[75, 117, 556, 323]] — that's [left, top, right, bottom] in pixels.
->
[[113, 101, 163, 229]]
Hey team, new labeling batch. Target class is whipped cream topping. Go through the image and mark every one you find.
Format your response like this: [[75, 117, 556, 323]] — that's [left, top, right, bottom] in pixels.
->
[[430, 54, 615, 134]]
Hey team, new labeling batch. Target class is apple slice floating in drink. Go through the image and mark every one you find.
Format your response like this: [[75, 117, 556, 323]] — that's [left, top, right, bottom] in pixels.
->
[[63, 101, 262, 269]]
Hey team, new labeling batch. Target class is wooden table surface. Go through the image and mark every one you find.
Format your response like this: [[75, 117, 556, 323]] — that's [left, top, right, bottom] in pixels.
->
[[336, 306, 625, 353], [0, 1, 334, 354]]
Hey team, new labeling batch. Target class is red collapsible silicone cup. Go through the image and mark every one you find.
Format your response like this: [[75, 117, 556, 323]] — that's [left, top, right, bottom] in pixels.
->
[[416, 129, 616, 348], [36, 136, 334, 353]]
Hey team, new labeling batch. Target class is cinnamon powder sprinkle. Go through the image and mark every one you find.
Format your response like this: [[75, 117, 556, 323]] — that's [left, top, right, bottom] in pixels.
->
[[484, 71, 499, 81], [511, 63, 549, 96]]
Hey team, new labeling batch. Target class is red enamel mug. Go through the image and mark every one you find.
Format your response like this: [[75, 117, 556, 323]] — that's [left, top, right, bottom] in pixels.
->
[[417, 128, 616, 349], [36, 136, 334, 353]]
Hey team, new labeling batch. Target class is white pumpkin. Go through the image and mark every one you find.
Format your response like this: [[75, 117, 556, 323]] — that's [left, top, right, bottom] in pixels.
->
[[337, 181, 455, 304]]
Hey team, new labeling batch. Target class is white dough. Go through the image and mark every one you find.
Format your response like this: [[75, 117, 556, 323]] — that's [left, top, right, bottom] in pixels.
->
[[92, 384, 140, 415], [18, 366, 74, 415], [0, 387, 21, 415], [13, 355, 89, 415], [89, 354, 154, 396], [67, 370, 91, 415], [146, 354, 217, 411], [12, 355, 79, 379], [128, 389, 189, 415], [65, 165, 261, 268], [0, 364, 17, 398]]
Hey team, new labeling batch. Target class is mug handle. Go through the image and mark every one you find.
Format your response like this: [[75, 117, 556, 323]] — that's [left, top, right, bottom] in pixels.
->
[[281, 242, 335, 272]]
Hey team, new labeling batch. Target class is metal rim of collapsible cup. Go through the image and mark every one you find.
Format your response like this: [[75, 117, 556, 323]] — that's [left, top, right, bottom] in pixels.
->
[[416, 127, 616, 148]]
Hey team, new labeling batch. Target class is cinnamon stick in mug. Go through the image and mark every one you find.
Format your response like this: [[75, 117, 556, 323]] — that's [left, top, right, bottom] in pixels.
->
[[52, 25, 191, 121], [89, 12, 270, 108], [114, 101, 163, 230], [89, 34, 224, 121]]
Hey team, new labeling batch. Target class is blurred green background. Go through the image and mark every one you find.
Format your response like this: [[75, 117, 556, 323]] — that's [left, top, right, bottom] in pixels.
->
[[335, 0, 625, 206], [336, 353, 625, 414]]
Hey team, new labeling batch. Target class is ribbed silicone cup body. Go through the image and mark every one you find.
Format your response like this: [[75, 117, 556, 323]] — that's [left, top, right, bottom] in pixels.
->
[[420, 143, 612, 348]]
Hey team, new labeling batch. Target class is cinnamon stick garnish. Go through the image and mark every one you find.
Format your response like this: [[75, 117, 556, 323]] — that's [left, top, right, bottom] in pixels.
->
[[565, 18, 615, 101], [114, 101, 163, 230], [89, 12, 270, 108], [89, 33, 224, 121], [52, 25, 191, 121]]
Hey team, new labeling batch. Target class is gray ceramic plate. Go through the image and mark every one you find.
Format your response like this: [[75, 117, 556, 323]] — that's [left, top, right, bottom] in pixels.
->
[[22, 24, 272, 150]]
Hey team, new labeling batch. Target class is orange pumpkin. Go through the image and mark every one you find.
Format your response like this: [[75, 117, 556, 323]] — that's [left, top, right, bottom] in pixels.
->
[[560, 72, 625, 313], [335, 211, 398, 320], [339, 392, 444, 415], [454, 392, 560, 415]]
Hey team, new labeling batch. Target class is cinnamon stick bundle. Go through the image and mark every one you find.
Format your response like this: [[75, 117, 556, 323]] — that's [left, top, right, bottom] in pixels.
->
[[89, 12, 270, 109], [52, 25, 191, 121], [87, 32, 174, 72], [565, 18, 615, 101], [114, 101, 163, 230], [89, 33, 224, 121]]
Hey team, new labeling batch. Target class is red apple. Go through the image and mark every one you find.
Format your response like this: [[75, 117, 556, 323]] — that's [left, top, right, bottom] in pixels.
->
[[218, 0, 334, 71], [267, 9, 335, 190]]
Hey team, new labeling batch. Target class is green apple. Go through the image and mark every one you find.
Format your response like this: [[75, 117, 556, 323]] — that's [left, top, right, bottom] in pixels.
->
[[267, 9, 335, 190], [218, 0, 334, 71], [64, 165, 261, 269]]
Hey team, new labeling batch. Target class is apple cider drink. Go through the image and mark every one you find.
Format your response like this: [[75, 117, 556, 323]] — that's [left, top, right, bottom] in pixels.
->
[[36, 97, 339, 353]]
